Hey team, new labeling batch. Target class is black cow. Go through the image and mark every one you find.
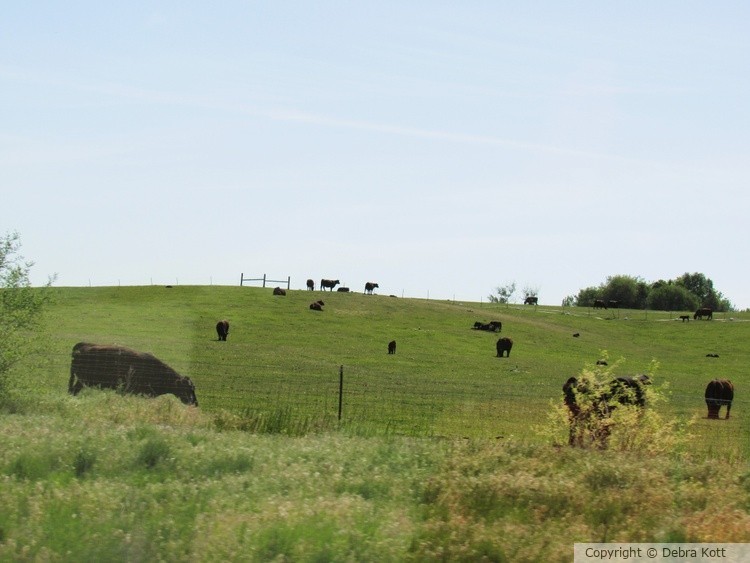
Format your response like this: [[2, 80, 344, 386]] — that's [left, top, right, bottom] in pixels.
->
[[306, 279, 315, 291], [216, 320, 229, 341], [496, 337, 513, 357], [68, 343, 198, 406], [473, 321, 501, 332], [524, 296, 538, 305], [273, 287, 286, 296], [337, 287, 350, 292], [593, 299, 607, 309], [310, 300, 325, 311], [563, 374, 650, 447], [321, 279, 340, 292], [694, 307, 713, 320], [388, 340, 396, 354], [679, 315, 690, 322], [705, 379, 734, 419], [364, 282, 379, 294]]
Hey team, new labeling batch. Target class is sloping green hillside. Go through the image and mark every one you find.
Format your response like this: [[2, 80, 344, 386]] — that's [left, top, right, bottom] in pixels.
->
[[22, 285, 750, 447]]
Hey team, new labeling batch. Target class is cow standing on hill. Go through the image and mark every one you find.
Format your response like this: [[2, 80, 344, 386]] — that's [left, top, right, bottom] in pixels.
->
[[496, 337, 513, 357], [705, 379, 734, 419], [69, 342, 198, 406], [524, 296, 538, 305], [306, 279, 315, 291], [364, 282, 379, 294], [321, 279, 340, 292], [216, 320, 230, 341]]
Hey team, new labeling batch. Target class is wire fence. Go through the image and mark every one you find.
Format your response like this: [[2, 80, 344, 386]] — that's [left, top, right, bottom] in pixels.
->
[[32, 346, 749, 456]]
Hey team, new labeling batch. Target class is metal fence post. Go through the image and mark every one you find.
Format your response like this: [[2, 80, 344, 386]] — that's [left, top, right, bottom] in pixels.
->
[[338, 365, 344, 421]]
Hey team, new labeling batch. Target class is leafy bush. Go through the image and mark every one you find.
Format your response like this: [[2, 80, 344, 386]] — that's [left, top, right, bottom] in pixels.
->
[[543, 358, 687, 455], [0, 232, 53, 401]]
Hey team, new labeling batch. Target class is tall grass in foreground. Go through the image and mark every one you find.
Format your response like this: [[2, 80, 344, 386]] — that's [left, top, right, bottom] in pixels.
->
[[2, 391, 750, 562]]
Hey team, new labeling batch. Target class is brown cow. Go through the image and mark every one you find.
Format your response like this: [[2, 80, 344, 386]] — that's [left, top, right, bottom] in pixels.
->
[[705, 379, 734, 419], [310, 300, 325, 311], [68, 342, 198, 406], [273, 287, 286, 296], [216, 320, 229, 341], [496, 337, 513, 357]]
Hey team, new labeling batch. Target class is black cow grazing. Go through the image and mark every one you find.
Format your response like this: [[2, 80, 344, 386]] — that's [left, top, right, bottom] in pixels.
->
[[216, 320, 230, 341], [608, 300, 619, 309], [593, 299, 607, 309], [310, 300, 325, 311], [273, 287, 286, 296], [679, 315, 690, 322], [364, 282, 379, 294], [694, 307, 713, 320], [321, 279, 340, 292], [306, 279, 315, 291], [496, 337, 513, 357], [705, 379, 734, 419], [524, 296, 538, 305], [69, 342, 198, 406], [563, 374, 651, 446], [388, 340, 396, 354]]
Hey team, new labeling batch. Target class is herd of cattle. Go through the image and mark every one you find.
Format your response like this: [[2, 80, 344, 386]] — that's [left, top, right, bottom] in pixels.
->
[[66, 295, 734, 445], [303, 279, 380, 295]]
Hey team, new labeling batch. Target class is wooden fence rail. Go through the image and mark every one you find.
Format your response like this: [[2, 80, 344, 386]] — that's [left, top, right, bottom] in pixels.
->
[[239, 273, 291, 290]]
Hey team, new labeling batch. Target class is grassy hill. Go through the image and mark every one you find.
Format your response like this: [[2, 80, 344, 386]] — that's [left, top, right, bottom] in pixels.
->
[[21, 285, 750, 451], [3, 285, 750, 560]]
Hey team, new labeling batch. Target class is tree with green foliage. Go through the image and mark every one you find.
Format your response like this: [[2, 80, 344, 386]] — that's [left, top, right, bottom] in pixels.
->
[[487, 282, 516, 304], [601, 275, 647, 309], [574, 286, 600, 307], [647, 282, 699, 312], [0, 232, 52, 400], [675, 272, 732, 311], [574, 272, 733, 311]]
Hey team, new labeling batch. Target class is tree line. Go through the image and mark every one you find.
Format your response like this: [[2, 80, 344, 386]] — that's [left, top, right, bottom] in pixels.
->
[[566, 273, 733, 312]]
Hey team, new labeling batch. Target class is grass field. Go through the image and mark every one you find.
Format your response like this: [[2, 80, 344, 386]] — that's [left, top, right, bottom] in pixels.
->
[[3, 285, 750, 560], [23, 285, 750, 451]]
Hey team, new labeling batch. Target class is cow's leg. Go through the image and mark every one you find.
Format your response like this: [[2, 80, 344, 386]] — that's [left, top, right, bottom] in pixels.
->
[[726, 403, 731, 419], [70, 380, 84, 395]]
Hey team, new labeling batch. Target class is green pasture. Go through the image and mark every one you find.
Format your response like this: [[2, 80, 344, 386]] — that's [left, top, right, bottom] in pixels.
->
[[22, 285, 750, 454], [4, 285, 750, 560]]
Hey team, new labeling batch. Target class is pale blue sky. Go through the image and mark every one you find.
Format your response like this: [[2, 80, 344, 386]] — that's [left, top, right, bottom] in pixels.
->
[[3, 2, 749, 307]]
